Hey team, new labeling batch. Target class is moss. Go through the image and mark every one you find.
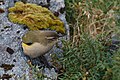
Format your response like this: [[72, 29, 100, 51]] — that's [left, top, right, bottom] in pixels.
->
[[8, 2, 65, 33]]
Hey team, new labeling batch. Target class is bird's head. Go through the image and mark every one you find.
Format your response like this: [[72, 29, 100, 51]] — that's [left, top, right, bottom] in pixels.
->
[[22, 30, 61, 46]]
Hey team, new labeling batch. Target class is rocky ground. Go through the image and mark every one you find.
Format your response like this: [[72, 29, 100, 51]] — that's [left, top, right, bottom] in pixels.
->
[[0, 0, 69, 79]]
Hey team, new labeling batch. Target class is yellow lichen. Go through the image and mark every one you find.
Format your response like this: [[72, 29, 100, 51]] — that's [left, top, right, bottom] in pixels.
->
[[8, 2, 65, 33]]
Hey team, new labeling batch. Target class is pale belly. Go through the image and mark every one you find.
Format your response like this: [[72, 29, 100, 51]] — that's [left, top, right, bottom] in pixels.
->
[[22, 42, 53, 58]]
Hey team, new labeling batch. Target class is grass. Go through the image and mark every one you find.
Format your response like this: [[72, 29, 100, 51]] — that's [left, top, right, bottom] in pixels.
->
[[57, 0, 120, 80]]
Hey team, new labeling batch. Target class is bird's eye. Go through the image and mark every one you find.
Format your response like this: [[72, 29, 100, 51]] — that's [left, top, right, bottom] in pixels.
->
[[26, 42, 33, 45]]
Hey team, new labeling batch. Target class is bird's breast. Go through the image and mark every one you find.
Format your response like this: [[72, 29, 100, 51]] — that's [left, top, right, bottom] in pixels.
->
[[22, 42, 53, 58]]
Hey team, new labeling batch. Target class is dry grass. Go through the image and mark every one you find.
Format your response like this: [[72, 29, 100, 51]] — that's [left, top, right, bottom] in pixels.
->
[[57, 0, 120, 80], [70, 1, 119, 47]]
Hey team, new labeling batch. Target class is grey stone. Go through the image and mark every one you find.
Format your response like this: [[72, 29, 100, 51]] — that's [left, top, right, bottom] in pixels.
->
[[0, 0, 69, 79]]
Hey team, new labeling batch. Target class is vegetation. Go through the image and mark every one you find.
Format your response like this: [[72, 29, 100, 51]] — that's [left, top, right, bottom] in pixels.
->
[[8, 2, 65, 33], [57, 0, 120, 80]]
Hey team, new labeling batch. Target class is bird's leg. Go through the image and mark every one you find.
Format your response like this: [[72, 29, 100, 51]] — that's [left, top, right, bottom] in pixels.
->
[[25, 55, 33, 66], [39, 55, 52, 68], [39, 55, 61, 72]]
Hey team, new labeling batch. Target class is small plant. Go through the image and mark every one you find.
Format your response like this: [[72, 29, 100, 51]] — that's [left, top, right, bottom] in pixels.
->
[[28, 63, 45, 80], [57, 0, 120, 80], [58, 34, 113, 80], [112, 49, 120, 80]]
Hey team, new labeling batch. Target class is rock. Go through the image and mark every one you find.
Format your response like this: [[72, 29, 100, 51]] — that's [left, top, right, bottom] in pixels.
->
[[0, 0, 69, 79]]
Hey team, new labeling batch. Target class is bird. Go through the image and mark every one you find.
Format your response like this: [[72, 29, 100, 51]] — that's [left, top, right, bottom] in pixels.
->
[[22, 30, 60, 58], [22, 30, 61, 67]]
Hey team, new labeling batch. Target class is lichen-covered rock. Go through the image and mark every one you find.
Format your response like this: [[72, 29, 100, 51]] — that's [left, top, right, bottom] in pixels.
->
[[8, 2, 65, 33]]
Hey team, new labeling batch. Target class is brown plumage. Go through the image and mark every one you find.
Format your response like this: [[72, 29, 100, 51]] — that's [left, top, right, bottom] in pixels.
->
[[22, 30, 60, 58]]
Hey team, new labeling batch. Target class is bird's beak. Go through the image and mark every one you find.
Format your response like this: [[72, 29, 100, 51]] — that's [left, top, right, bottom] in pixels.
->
[[22, 42, 30, 48]]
